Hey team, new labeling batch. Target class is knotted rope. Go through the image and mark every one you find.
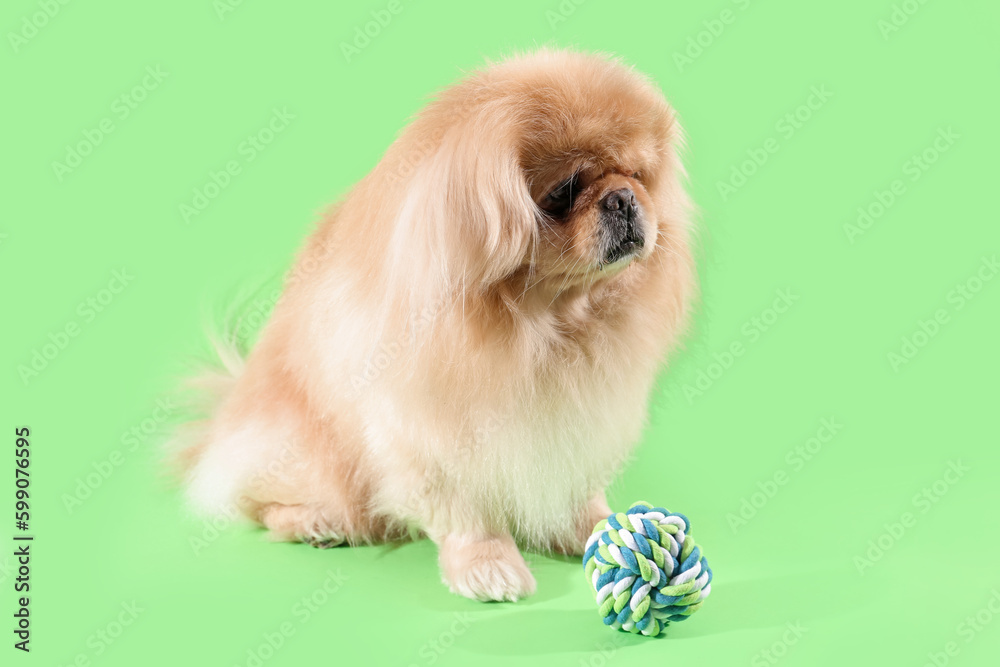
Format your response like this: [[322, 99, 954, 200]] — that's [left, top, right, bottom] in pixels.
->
[[582, 501, 712, 636]]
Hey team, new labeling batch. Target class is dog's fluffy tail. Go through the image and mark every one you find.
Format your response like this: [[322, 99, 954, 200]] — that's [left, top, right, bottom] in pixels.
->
[[162, 327, 245, 484], [166, 335, 243, 479]]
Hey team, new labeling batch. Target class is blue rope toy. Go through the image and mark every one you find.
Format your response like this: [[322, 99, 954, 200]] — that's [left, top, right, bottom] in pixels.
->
[[582, 501, 712, 636]]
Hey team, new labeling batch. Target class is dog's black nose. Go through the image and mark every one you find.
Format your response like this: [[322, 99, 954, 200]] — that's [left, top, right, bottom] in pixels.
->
[[601, 188, 637, 218], [601, 188, 643, 264]]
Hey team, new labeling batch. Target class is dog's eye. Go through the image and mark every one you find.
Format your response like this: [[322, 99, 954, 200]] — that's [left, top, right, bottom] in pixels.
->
[[631, 172, 642, 181], [540, 175, 581, 217]]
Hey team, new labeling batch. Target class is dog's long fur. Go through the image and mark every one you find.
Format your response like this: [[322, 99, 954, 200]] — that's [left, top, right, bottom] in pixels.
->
[[173, 50, 695, 601]]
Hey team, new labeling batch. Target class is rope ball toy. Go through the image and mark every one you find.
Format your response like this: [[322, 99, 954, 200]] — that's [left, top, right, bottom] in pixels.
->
[[583, 501, 713, 636]]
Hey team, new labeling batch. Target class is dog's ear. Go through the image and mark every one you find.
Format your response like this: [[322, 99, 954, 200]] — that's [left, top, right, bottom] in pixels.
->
[[388, 115, 536, 297]]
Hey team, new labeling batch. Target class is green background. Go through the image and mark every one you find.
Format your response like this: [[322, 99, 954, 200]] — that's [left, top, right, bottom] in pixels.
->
[[4, 1, 999, 665]]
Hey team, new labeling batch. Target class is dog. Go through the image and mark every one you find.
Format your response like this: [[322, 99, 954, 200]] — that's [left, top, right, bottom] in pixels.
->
[[173, 49, 696, 602]]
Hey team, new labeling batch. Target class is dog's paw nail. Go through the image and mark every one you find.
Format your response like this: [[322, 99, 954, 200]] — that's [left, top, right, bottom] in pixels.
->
[[447, 557, 537, 602], [302, 534, 346, 549]]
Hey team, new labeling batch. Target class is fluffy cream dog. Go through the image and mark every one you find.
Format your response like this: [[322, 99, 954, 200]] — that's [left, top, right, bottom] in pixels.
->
[[175, 49, 695, 602]]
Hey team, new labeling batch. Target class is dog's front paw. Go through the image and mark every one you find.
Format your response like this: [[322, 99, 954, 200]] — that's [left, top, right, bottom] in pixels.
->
[[438, 534, 536, 602]]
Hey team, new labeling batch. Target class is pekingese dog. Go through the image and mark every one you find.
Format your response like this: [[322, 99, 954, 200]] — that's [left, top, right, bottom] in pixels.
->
[[174, 49, 695, 602]]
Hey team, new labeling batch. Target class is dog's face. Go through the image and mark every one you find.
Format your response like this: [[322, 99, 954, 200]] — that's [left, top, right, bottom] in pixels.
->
[[514, 78, 680, 291], [388, 51, 686, 301], [528, 159, 659, 280]]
